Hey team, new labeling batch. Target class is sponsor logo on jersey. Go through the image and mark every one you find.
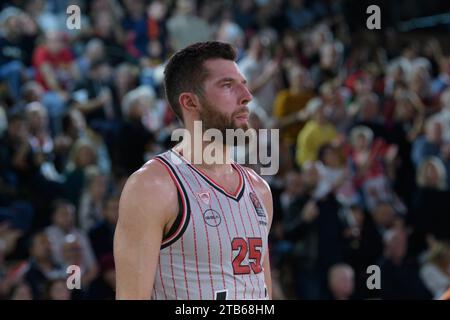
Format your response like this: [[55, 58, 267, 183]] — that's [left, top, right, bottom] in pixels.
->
[[203, 209, 221, 227], [196, 190, 211, 206], [249, 192, 265, 218]]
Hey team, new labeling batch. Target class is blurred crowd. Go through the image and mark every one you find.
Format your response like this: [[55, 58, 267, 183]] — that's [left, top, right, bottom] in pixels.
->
[[1, 0, 450, 300]]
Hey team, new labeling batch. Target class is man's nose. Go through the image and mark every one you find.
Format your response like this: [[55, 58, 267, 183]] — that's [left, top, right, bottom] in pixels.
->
[[239, 84, 253, 106]]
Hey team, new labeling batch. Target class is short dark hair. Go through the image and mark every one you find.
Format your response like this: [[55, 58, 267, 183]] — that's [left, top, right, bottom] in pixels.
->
[[163, 41, 237, 123]]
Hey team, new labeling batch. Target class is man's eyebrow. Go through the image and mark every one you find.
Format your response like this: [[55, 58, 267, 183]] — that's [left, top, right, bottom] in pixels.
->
[[216, 77, 248, 85]]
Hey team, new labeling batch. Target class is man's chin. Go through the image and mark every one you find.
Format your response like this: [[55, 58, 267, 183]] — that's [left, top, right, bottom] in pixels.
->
[[233, 120, 250, 131]]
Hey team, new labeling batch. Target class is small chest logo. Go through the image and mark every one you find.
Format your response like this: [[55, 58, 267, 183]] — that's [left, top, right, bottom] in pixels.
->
[[196, 190, 211, 206], [203, 209, 221, 227], [249, 192, 265, 218]]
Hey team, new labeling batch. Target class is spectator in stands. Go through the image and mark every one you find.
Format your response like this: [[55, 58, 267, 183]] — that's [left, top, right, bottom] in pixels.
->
[[279, 170, 304, 216], [284, 0, 314, 31], [327, 263, 356, 300], [63, 140, 98, 207], [0, 6, 38, 100], [272, 64, 315, 147], [24, 232, 64, 299], [410, 67, 433, 108], [76, 38, 106, 76], [432, 88, 450, 142], [90, 11, 128, 66], [283, 162, 347, 299], [25, 102, 62, 182], [78, 169, 108, 233], [121, 0, 148, 58], [89, 194, 119, 260], [57, 109, 111, 175], [431, 56, 450, 97], [296, 97, 337, 167], [412, 116, 444, 168], [378, 227, 432, 299], [347, 125, 400, 211], [167, 0, 212, 52], [144, 0, 169, 62], [86, 253, 115, 299], [239, 34, 281, 116], [32, 31, 80, 135], [45, 199, 97, 275], [341, 204, 383, 298], [371, 201, 403, 237], [110, 63, 139, 123], [411, 156, 450, 252], [420, 240, 450, 299], [320, 81, 350, 132], [117, 86, 157, 175], [59, 234, 98, 297], [349, 93, 388, 141], [71, 59, 120, 149], [313, 143, 351, 202]]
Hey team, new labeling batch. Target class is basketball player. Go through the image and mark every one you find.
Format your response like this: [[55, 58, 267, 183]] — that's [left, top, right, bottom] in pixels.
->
[[114, 41, 273, 300]]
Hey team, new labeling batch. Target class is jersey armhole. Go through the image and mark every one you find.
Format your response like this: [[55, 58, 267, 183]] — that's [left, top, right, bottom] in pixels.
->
[[154, 156, 191, 250], [161, 191, 183, 243]]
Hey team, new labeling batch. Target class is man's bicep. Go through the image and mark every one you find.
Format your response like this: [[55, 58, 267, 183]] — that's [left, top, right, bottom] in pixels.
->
[[114, 172, 169, 299]]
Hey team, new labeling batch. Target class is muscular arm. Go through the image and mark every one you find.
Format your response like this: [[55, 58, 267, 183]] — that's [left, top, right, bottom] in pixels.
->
[[244, 168, 274, 299], [114, 160, 178, 299]]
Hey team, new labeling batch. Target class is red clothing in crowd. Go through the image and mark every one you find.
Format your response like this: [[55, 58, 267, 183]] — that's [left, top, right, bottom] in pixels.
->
[[32, 45, 74, 91]]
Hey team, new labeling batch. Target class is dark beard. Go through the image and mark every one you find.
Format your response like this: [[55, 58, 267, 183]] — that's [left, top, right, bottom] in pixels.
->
[[198, 97, 250, 147], [198, 96, 249, 135]]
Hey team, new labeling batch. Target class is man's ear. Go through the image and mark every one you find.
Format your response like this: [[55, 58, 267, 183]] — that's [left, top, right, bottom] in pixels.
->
[[179, 92, 200, 114]]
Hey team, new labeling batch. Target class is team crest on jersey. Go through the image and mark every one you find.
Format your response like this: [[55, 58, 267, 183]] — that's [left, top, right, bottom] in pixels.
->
[[249, 192, 265, 217], [196, 190, 211, 206], [203, 209, 221, 227]]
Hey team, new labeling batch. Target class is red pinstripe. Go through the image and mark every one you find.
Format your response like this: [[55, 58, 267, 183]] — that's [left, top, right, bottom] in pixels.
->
[[235, 199, 255, 300], [169, 245, 178, 299], [180, 236, 190, 300], [239, 166, 266, 298], [241, 196, 257, 299], [184, 165, 225, 292], [209, 187, 238, 299], [158, 260, 168, 299], [226, 197, 240, 300], [178, 166, 214, 299]]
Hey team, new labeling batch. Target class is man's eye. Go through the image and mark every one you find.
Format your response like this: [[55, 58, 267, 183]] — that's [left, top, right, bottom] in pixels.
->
[[223, 82, 232, 88]]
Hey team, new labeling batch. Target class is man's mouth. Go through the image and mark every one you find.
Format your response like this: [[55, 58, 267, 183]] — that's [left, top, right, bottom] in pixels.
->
[[235, 112, 249, 120]]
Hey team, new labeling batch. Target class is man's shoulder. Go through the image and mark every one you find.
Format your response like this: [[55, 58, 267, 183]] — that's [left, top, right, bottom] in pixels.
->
[[118, 155, 179, 226], [122, 156, 181, 205], [239, 166, 271, 196], [123, 156, 176, 196]]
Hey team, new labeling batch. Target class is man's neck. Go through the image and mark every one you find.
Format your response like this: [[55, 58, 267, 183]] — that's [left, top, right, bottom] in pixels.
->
[[174, 139, 234, 173]]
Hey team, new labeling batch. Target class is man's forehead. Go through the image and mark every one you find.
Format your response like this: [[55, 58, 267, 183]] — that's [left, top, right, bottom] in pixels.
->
[[203, 59, 245, 81]]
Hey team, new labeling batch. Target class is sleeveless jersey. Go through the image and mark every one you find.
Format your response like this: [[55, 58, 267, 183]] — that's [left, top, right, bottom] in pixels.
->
[[151, 149, 269, 300]]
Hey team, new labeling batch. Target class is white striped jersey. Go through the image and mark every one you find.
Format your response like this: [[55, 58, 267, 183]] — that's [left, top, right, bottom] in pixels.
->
[[151, 149, 269, 300]]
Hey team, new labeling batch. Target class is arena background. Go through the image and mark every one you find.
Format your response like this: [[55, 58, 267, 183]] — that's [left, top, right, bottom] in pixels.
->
[[0, 0, 450, 300]]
